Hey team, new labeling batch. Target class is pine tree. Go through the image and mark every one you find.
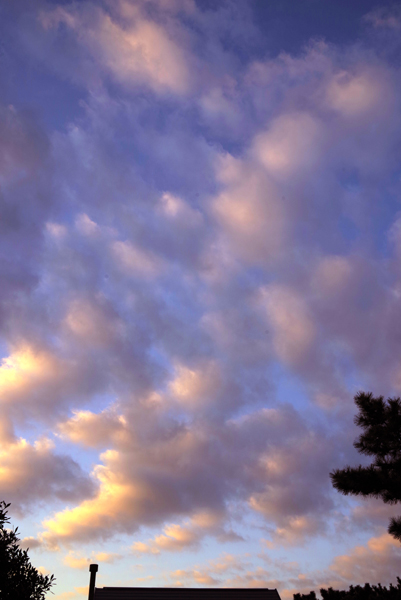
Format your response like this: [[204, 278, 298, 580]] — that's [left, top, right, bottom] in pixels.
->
[[330, 391, 401, 542], [0, 501, 55, 599]]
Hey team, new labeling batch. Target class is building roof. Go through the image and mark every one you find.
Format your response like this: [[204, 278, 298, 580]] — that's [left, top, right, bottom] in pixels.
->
[[93, 587, 281, 600]]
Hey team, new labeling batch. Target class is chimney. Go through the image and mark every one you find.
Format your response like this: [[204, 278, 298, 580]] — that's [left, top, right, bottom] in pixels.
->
[[88, 564, 98, 600]]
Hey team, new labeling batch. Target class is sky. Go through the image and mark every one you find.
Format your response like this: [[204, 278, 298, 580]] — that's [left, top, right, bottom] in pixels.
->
[[1, 1, 401, 598]]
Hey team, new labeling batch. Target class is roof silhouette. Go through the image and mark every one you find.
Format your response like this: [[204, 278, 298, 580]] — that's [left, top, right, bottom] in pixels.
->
[[93, 587, 282, 600], [88, 564, 281, 600]]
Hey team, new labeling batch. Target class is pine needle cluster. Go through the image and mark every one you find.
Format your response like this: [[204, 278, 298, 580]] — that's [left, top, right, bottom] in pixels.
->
[[330, 392, 401, 541]]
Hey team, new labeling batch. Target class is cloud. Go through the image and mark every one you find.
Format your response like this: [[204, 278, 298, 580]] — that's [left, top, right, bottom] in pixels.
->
[[64, 298, 122, 348], [158, 192, 203, 229], [311, 255, 353, 298], [0, 437, 95, 511], [329, 533, 401, 587], [326, 71, 383, 118], [75, 214, 101, 237], [20, 536, 43, 551], [39, 2, 190, 94], [0, 104, 52, 325], [0, 106, 47, 177], [253, 112, 323, 179], [168, 360, 222, 408], [2, 1, 401, 593], [42, 429, 233, 545], [212, 155, 286, 264], [133, 523, 198, 554], [132, 509, 224, 554], [58, 407, 127, 449], [111, 240, 163, 278], [248, 429, 334, 541], [169, 553, 281, 590], [163, 536, 401, 598], [363, 7, 401, 30], [0, 346, 60, 405], [169, 552, 246, 587], [52, 587, 88, 600], [259, 285, 316, 367], [40, 404, 338, 547], [272, 517, 324, 547], [0, 342, 106, 428], [351, 498, 401, 534], [64, 551, 121, 569]]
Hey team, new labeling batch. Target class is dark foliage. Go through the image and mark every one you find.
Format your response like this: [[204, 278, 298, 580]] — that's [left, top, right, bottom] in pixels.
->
[[330, 391, 401, 542], [0, 501, 55, 599], [294, 579, 401, 599]]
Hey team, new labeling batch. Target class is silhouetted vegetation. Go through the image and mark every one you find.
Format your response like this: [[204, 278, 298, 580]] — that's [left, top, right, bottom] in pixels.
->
[[0, 501, 55, 599], [294, 579, 401, 599], [330, 391, 401, 542]]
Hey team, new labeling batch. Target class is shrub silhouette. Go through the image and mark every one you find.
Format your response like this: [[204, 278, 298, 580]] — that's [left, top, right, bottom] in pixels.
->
[[0, 501, 55, 599], [294, 580, 401, 599]]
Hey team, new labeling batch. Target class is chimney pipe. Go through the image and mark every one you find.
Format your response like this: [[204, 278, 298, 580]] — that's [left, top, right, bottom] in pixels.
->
[[88, 564, 98, 600]]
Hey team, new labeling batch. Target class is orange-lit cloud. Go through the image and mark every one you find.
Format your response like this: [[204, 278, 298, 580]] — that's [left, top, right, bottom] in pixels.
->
[[58, 407, 127, 448], [330, 533, 401, 585]]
